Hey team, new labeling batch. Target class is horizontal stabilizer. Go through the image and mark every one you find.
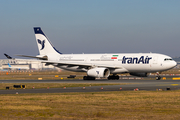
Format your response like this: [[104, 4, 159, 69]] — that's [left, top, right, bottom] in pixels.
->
[[16, 55, 48, 60]]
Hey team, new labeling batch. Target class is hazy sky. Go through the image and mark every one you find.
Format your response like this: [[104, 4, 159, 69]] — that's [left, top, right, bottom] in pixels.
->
[[0, 0, 180, 59]]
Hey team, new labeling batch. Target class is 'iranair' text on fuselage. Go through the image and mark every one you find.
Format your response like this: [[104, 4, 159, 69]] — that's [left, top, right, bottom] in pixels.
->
[[122, 56, 152, 64]]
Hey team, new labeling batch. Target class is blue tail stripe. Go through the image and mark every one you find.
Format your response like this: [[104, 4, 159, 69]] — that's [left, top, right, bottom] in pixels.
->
[[34, 27, 46, 37], [53, 47, 62, 54]]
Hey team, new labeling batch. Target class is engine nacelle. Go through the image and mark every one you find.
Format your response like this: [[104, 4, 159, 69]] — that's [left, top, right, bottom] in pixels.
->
[[130, 72, 149, 77], [87, 68, 110, 78]]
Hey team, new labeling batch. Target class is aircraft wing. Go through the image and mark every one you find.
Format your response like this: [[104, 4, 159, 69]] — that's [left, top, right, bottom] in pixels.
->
[[4, 54, 47, 61], [8, 54, 120, 68], [42, 60, 123, 69], [7, 53, 124, 69]]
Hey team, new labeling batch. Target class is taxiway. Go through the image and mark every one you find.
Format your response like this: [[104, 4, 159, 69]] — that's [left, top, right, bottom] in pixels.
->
[[0, 79, 180, 94]]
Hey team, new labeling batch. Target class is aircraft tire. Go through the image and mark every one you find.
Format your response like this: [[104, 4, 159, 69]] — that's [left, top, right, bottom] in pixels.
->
[[83, 76, 87, 80]]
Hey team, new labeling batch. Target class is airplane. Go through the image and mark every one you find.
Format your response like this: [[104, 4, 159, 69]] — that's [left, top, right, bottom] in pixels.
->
[[3, 54, 29, 70], [7, 63, 29, 70], [15, 27, 177, 80]]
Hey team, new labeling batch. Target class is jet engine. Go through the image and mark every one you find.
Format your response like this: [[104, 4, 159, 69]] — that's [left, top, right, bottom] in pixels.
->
[[87, 67, 110, 78], [130, 72, 149, 77]]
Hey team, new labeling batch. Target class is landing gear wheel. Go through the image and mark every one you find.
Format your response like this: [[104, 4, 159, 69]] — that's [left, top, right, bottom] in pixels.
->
[[83, 76, 87, 80], [156, 76, 161, 80]]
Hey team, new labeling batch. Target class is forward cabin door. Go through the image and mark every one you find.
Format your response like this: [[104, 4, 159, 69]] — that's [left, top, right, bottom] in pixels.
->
[[150, 56, 159, 71], [153, 56, 158, 64]]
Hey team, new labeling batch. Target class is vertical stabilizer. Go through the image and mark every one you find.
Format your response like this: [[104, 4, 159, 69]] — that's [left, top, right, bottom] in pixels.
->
[[34, 27, 62, 56], [8, 63, 11, 67]]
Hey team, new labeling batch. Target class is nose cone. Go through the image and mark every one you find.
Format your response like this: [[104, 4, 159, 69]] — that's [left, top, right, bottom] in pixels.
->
[[167, 61, 177, 69], [173, 61, 177, 67]]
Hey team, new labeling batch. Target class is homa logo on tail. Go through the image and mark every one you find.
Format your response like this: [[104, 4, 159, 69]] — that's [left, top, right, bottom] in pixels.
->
[[37, 39, 45, 50]]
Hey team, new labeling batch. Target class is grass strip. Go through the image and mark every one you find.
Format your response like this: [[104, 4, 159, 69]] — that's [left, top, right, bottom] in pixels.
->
[[0, 90, 180, 119], [0, 83, 127, 90]]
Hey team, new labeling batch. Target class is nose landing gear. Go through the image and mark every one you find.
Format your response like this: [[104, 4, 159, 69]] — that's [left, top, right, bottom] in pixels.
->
[[155, 72, 161, 80]]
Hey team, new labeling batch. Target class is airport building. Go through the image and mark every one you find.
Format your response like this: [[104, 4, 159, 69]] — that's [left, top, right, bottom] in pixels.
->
[[0, 59, 58, 70]]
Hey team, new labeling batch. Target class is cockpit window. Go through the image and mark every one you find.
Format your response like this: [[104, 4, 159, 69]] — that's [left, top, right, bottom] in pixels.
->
[[164, 58, 173, 61]]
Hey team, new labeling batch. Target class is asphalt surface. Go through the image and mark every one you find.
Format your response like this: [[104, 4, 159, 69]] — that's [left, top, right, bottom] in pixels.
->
[[1, 78, 180, 94]]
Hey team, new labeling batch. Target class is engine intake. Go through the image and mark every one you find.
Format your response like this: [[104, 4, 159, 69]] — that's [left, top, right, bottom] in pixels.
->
[[87, 68, 110, 78]]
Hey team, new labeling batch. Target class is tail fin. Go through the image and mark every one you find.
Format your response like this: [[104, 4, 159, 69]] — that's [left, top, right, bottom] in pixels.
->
[[34, 27, 62, 56], [8, 63, 11, 67]]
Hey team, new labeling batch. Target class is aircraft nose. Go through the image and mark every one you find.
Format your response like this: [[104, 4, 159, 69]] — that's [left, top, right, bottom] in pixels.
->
[[165, 60, 177, 69], [173, 61, 177, 67]]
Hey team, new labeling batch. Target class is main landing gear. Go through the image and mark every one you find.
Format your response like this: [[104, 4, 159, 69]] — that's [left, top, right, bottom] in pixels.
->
[[83, 76, 96, 80], [83, 74, 120, 80], [107, 74, 119, 80]]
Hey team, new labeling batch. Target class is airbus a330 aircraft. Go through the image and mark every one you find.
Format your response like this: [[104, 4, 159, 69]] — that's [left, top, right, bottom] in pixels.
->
[[17, 27, 177, 80]]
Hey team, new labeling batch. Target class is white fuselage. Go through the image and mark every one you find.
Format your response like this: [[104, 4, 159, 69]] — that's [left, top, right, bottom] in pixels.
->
[[47, 53, 177, 74]]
